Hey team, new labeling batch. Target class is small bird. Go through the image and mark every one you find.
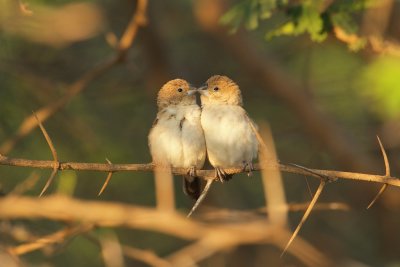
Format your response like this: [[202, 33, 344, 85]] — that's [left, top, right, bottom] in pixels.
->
[[148, 79, 206, 199], [199, 75, 258, 181]]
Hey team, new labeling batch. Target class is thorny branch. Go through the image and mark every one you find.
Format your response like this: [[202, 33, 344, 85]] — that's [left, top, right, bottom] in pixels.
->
[[0, 154, 399, 187]]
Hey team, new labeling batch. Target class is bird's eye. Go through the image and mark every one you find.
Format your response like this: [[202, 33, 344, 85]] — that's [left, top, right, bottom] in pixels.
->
[[177, 88, 183, 92], [213, 87, 219, 91]]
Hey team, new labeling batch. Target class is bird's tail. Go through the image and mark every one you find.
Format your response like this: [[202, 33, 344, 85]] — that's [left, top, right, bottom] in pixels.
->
[[183, 176, 202, 200]]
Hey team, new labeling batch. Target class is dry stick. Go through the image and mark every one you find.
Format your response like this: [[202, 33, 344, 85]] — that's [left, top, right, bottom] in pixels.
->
[[281, 180, 326, 257], [98, 158, 114, 196], [256, 122, 288, 226], [33, 113, 59, 197], [8, 224, 94, 255], [187, 179, 214, 218], [0, 0, 148, 155], [367, 136, 391, 209]]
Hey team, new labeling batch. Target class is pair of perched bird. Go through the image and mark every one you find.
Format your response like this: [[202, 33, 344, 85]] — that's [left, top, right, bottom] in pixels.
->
[[148, 75, 258, 200]]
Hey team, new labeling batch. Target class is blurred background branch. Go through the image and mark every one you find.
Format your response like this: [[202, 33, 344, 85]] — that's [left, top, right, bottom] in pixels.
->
[[0, 0, 148, 155]]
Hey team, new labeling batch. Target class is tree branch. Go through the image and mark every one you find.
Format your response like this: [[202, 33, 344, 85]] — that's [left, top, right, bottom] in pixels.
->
[[0, 154, 399, 187]]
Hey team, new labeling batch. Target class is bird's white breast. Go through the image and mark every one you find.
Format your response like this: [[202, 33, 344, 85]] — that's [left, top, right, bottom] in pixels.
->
[[148, 105, 206, 169], [201, 104, 258, 168]]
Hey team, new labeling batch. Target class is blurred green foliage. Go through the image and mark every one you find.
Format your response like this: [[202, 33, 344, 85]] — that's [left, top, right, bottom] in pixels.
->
[[357, 56, 400, 119], [221, 0, 370, 48]]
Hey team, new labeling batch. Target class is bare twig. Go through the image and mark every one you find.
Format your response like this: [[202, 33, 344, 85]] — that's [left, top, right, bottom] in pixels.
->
[[367, 136, 391, 209], [187, 179, 214, 218], [8, 224, 94, 255], [0, 0, 148, 155]]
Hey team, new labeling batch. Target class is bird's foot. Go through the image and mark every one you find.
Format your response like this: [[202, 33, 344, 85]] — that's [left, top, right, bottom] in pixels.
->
[[187, 166, 197, 177], [215, 167, 232, 183], [242, 161, 254, 177]]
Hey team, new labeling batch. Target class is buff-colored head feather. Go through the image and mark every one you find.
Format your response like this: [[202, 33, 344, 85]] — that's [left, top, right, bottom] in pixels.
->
[[157, 79, 196, 109], [199, 75, 243, 106]]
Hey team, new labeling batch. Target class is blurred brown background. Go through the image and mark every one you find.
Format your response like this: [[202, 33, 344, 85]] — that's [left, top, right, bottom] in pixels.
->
[[1, 0, 400, 266]]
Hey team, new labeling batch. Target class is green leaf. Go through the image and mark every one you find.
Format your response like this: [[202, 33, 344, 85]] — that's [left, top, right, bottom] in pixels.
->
[[265, 21, 296, 39], [298, 4, 326, 42], [245, 0, 261, 30]]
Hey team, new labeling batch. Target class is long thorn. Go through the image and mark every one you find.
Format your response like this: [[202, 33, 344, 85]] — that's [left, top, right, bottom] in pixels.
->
[[187, 179, 213, 218], [281, 181, 326, 257], [39, 168, 57, 197], [34, 112, 59, 197], [98, 159, 113, 196], [367, 136, 390, 209], [377, 136, 390, 176], [367, 184, 388, 209], [33, 112, 58, 162]]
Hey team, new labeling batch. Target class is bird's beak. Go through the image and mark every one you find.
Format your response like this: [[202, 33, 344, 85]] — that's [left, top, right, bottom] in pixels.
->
[[197, 83, 208, 91], [197, 83, 209, 96], [187, 85, 198, 96]]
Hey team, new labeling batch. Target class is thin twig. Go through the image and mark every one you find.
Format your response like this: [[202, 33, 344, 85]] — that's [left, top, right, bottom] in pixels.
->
[[367, 136, 391, 209], [187, 179, 214, 218], [8, 224, 94, 255]]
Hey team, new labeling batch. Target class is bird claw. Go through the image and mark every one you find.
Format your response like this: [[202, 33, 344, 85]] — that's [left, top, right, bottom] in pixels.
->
[[187, 166, 197, 177], [215, 167, 232, 183], [242, 162, 254, 177]]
